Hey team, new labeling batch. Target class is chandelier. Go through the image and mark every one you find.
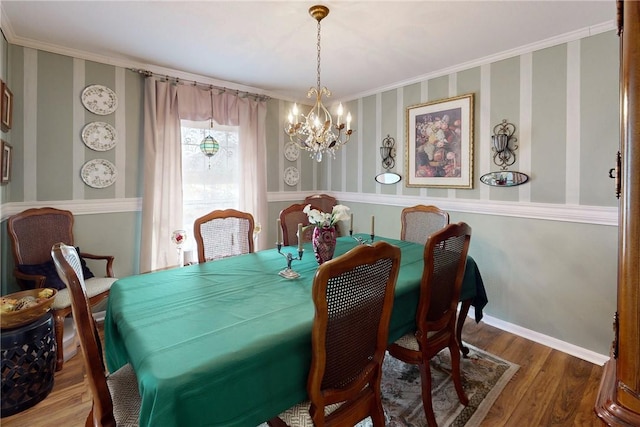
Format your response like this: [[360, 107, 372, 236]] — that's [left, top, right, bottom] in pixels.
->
[[284, 4, 353, 162]]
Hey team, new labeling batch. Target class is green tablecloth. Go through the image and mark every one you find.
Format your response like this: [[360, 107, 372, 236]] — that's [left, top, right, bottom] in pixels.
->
[[105, 235, 487, 427]]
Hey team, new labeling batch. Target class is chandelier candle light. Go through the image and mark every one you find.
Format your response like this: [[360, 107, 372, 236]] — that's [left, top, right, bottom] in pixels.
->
[[284, 4, 353, 162]]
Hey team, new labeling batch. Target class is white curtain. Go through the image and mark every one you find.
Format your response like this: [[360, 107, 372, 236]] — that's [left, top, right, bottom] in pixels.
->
[[141, 79, 267, 272]]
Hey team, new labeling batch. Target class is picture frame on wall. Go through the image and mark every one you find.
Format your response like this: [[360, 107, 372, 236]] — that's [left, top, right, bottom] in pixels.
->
[[1, 140, 12, 184], [406, 93, 474, 188], [1, 80, 13, 132]]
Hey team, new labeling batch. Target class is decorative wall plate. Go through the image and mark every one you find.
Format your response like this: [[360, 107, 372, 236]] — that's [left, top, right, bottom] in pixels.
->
[[81, 159, 117, 188], [81, 122, 117, 151], [81, 84, 118, 115], [284, 142, 300, 161], [283, 166, 299, 186]]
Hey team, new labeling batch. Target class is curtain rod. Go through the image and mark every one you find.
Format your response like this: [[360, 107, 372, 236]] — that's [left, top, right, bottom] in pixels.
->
[[128, 68, 271, 101]]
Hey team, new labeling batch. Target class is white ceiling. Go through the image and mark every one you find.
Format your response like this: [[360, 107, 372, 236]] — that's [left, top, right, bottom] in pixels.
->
[[1, 1, 616, 102]]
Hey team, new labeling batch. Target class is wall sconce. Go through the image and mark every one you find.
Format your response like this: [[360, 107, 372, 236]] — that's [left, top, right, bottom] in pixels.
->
[[380, 134, 396, 169], [481, 119, 529, 187], [491, 119, 518, 170], [375, 134, 401, 184]]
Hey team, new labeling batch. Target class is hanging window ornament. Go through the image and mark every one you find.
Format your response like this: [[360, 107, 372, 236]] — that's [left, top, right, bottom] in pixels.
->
[[200, 88, 220, 169], [200, 135, 219, 169]]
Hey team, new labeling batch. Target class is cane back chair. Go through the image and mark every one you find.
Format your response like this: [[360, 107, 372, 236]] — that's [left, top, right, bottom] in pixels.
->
[[52, 243, 140, 427], [193, 209, 255, 263], [269, 241, 401, 427], [279, 203, 318, 246], [388, 222, 472, 427], [7, 207, 116, 371], [400, 205, 450, 245]]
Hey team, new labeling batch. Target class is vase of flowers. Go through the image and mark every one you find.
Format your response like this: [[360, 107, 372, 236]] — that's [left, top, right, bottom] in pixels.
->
[[304, 203, 350, 264]]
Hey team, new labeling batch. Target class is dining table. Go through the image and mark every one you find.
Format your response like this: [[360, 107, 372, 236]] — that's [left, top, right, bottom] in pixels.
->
[[104, 234, 487, 427]]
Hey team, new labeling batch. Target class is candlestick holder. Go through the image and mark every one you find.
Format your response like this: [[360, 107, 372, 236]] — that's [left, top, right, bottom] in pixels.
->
[[349, 230, 375, 246], [276, 243, 304, 279]]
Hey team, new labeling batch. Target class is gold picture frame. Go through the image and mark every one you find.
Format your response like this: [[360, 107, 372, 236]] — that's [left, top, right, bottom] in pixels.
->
[[1, 139, 12, 184], [406, 93, 474, 188], [1, 80, 13, 132]]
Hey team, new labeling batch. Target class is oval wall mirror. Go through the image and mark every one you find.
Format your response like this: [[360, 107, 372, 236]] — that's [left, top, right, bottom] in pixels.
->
[[375, 172, 402, 185], [480, 171, 529, 187]]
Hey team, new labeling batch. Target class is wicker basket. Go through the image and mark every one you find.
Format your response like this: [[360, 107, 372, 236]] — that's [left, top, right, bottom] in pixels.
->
[[0, 289, 57, 330]]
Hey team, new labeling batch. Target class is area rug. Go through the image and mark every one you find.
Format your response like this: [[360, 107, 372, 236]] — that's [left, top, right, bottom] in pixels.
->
[[261, 345, 518, 427], [356, 345, 519, 427]]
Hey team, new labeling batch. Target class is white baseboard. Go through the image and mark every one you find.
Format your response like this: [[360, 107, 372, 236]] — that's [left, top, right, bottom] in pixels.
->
[[465, 307, 610, 366]]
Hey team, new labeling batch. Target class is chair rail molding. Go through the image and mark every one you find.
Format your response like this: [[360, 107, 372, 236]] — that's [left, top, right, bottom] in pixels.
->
[[267, 192, 618, 227], [1, 198, 142, 221]]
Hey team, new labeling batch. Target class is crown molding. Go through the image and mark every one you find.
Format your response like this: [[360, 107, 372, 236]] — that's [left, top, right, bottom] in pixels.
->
[[348, 20, 617, 102], [1, 3, 615, 105], [0, 8, 276, 100]]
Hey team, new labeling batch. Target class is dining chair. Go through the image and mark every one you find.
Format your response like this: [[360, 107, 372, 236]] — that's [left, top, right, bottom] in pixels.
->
[[51, 243, 140, 427], [7, 207, 116, 371], [268, 241, 401, 427], [388, 222, 472, 427], [400, 205, 450, 245], [303, 194, 338, 215], [303, 194, 342, 236], [279, 203, 318, 246], [193, 209, 255, 263]]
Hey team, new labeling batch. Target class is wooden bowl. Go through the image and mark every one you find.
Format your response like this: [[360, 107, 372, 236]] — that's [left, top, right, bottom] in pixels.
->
[[0, 288, 57, 329]]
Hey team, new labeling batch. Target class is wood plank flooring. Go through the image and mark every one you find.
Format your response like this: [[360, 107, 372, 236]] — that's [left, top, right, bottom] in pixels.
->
[[1, 318, 606, 426]]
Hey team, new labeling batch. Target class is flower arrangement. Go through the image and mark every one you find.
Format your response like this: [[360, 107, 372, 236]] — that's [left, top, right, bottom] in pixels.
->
[[303, 204, 350, 228]]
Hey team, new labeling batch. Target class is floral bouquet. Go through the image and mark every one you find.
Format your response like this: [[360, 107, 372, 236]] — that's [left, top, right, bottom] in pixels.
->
[[303, 204, 350, 228]]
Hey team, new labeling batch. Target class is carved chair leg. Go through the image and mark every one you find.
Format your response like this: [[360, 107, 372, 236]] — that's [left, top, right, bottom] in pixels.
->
[[371, 391, 386, 426], [419, 361, 438, 427], [85, 408, 95, 427], [449, 339, 469, 406], [456, 299, 472, 357], [53, 312, 65, 371]]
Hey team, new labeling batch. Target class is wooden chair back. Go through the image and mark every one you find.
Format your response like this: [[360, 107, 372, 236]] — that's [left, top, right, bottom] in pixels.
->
[[8, 207, 76, 287], [308, 241, 401, 426], [303, 194, 342, 236], [400, 205, 450, 245], [279, 203, 317, 246], [388, 222, 471, 426], [193, 209, 255, 263], [51, 243, 116, 427], [303, 194, 338, 215], [9, 207, 115, 371], [418, 222, 471, 335]]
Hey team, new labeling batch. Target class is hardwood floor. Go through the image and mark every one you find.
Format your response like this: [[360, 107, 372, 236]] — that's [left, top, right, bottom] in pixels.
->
[[1, 318, 605, 426]]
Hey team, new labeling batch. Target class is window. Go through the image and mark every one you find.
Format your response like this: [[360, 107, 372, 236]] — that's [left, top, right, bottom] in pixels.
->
[[180, 120, 239, 251]]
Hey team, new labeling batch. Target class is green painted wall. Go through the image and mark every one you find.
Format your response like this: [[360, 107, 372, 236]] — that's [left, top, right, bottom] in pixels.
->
[[0, 29, 621, 357]]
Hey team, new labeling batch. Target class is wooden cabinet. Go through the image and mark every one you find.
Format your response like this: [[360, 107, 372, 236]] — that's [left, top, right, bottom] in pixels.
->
[[595, 1, 640, 425]]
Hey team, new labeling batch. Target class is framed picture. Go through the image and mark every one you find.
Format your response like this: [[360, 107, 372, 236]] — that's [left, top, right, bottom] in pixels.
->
[[1, 140, 12, 184], [406, 93, 474, 188], [1, 81, 13, 132]]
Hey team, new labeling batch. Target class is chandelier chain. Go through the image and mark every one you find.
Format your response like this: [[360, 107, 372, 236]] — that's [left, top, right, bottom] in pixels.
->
[[316, 20, 322, 92]]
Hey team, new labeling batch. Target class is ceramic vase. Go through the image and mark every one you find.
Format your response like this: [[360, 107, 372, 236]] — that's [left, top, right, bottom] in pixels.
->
[[312, 226, 337, 264]]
